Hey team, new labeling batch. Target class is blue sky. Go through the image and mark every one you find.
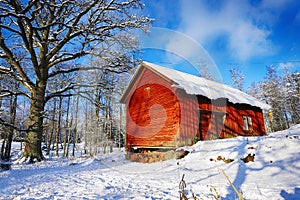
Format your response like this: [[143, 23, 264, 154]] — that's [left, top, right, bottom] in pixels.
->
[[138, 0, 300, 90]]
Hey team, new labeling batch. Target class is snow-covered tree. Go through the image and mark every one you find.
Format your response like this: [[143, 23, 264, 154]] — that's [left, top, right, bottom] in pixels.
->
[[0, 73, 19, 161], [248, 66, 300, 132], [199, 62, 215, 81], [260, 66, 288, 131], [230, 68, 245, 91], [0, 0, 151, 162], [282, 69, 300, 125]]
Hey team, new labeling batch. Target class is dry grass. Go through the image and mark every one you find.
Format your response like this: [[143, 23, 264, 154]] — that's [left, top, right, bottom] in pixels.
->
[[178, 170, 244, 200]]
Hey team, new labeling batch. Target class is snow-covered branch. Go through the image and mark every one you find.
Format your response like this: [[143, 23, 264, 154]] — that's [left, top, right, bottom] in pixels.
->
[[45, 82, 107, 102], [0, 89, 30, 100]]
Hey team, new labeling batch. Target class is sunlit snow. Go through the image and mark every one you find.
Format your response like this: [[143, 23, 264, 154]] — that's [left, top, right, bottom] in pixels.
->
[[1, 124, 299, 199]]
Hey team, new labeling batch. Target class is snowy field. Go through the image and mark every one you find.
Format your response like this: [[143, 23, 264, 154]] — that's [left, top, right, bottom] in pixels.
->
[[1, 125, 300, 200]]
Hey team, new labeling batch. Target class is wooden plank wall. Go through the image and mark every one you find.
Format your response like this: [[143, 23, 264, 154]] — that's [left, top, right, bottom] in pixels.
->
[[125, 67, 266, 152], [224, 103, 266, 137], [174, 90, 201, 146], [198, 96, 227, 140], [125, 68, 180, 150], [198, 96, 266, 139]]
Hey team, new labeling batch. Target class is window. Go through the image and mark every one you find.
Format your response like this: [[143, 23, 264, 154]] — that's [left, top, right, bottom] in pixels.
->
[[144, 86, 151, 98], [243, 116, 252, 131], [243, 116, 249, 131]]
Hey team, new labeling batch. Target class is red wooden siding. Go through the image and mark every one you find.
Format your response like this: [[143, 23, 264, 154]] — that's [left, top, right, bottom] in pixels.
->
[[198, 96, 227, 140], [223, 103, 266, 137], [124, 65, 267, 153], [125, 68, 181, 150], [197, 96, 266, 139], [176, 90, 199, 146]]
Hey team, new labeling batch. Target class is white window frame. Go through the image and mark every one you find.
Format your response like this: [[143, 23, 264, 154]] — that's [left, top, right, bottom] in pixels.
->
[[248, 117, 252, 126], [243, 116, 249, 131]]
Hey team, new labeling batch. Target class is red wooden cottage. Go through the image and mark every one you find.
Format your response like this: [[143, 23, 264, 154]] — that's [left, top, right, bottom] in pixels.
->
[[120, 61, 270, 160]]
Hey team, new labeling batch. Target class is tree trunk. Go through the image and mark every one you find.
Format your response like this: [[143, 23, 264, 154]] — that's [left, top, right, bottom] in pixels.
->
[[56, 96, 63, 157], [3, 85, 18, 161], [284, 110, 290, 129], [72, 94, 79, 157], [84, 98, 88, 155], [66, 99, 74, 158], [118, 103, 122, 149], [0, 96, 3, 158], [0, 140, 5, 160], [22, 81, 46, 162], [63, 95, 71, 157], [46, 98, 56, 156], [109, 95, 113, 153]]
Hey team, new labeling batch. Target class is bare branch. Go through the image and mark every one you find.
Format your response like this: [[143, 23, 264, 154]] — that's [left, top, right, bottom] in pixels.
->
[[45, 0, 100, 61], [0, 118, 27, 132], [47, 50, 88, 69], [9, 1, 40, 71], [45, 82, 105, 102], [0, 24, 21, 35], [0, 89, 31, 99], [48, 66, 102, 78], [0, 65, 34, 92], [0, 39, 35, 91]]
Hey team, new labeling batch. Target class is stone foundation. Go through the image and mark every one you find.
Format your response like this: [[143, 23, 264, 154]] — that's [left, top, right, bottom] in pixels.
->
[[127, 149, 189, 163]]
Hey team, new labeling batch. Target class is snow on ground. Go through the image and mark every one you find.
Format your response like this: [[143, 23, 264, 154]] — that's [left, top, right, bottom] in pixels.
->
[[1, 125, 300, 200]]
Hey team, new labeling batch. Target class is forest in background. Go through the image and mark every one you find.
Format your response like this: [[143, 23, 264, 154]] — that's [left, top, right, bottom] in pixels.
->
[[1, 56, 135, 159], [0, 0, 151, 163]]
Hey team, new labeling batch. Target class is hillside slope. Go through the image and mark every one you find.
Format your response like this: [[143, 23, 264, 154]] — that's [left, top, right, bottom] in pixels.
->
[[1, 125, 299, 199]]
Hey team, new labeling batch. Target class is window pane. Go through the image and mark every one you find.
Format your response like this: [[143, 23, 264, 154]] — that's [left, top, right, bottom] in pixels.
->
[[248, 117, 252, 126], [243, 116, 249, 130]]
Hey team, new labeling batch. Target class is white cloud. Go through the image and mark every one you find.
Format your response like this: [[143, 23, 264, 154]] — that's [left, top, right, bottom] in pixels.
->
[[165, 31, 203, 61], [278, 62, 296, 71], [229, 22, 272, 60], [175, 0, 276, 61], [260, 0, 294, 10]]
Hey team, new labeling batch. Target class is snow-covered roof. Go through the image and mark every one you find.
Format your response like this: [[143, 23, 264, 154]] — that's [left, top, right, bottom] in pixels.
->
[[121, 61, 271, 110], [143, 62, 271, 110]]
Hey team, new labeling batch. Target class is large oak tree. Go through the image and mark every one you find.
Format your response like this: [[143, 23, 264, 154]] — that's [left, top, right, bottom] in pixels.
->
[[0, 0, 151, 162]]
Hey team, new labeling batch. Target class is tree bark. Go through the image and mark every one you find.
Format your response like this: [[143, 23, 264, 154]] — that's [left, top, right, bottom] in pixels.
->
[[72, 94, 79, 157], [46, 98, 56, 156], [0, 93, 3, 159], [56, 96, 63, 157], [66, 117, 72, 158], [22, 81, 46, 162], [63, 95, 71, 157], [3, 85, 18, 161], [109, 93, 113, 153]]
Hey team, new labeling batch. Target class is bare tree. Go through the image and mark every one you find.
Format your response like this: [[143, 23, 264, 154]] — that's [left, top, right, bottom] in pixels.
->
[[230, 68, 245, 91], [0, 0, 151, 162], [45, 97, 56, 156], [62, 95, 71, 157], [0, 78, 19, 161], [198, 62, 214, 81]]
